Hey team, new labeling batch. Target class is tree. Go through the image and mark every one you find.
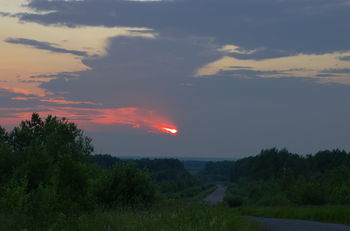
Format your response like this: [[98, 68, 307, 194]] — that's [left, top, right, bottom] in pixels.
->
[[8, 113, 93, 161], [96, 163, 155, 208], [0, 113, 95, 222], [0, 126, 8, 143]]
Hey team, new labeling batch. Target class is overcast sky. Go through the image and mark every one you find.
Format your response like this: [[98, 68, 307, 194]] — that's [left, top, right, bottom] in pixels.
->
[[1, 0, 350, 158]]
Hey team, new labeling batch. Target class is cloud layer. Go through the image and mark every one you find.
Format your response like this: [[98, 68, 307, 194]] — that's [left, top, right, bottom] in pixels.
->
[[21, 0, 350, 53], [1, 0, 350, 157]]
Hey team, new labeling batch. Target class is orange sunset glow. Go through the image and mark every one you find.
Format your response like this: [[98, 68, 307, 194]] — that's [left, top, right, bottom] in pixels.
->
[[0, 106, 178, 135]]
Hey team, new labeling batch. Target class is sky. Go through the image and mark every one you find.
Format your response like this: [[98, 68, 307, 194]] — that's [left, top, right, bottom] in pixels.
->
[[1, 0, 350, 158]]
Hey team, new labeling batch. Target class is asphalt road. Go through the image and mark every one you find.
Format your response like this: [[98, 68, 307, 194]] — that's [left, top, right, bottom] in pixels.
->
[[203, 185, 350, 230], [203, 184, 227, 205], [248, 216, 350, 231]]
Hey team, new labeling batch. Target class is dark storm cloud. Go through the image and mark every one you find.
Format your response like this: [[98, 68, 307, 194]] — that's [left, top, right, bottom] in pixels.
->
[[5, 38, 88, 56], [21, 0, 350, 54]]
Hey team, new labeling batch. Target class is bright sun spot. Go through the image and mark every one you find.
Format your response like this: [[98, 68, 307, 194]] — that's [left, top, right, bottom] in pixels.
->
[[162, 127, 178, 135]]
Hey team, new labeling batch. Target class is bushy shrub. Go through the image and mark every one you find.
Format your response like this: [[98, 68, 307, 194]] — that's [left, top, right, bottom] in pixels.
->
[[256, 193, 292, 207], [291, 178, 326, 205], [225, 195, 244, 207], [330, 184, 350, 204], [0, 177, 29, 214], [96, 163, 155, 208], [54, 154, 94, 215]]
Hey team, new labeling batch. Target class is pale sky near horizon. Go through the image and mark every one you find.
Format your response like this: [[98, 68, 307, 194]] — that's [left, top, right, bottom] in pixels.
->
[[1, 0, 350, 157]]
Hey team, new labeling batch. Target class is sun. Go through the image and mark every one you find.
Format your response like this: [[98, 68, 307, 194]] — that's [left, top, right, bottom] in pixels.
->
[[162, 127, 178, 135]]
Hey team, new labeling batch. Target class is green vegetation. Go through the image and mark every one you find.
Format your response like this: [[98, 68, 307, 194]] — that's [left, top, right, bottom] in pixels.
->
[[90, 154, 204, 199], [0, 114, 154, 230], [231, 148, 350, 183], [239, 206, 350, 226], [225, 148, 350, 225], [0, 202, 264, 231], [227, 148, 350, 207], [0, 113, 262, 231], [3, 113, 349, 230]]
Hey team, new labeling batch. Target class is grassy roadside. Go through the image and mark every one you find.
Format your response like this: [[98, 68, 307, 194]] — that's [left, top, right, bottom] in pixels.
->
[[83, 202, 265, 231], [71, 202, 265, 231], [238, 206, 350, 226], [0, 201, 265, 231]]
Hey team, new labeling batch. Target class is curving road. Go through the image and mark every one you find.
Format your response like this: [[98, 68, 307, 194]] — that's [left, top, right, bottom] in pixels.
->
[[202, 185, 350, 230], [247, 216, 350, 231], [203, 184, 227, 205]]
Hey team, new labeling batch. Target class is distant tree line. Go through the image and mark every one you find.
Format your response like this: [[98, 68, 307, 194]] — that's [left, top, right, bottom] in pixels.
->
[[226, 148, 350, 207], [231, 148, 350, 182]]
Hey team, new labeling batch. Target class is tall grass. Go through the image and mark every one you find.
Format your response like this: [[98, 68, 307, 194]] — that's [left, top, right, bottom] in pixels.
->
[[239, 206, 350, 225], [0, 201, 265, 231]]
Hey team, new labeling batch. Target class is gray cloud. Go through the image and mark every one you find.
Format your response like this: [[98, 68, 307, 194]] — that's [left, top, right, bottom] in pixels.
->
[[41, 36, 221, 109], [321, 68, 350, 74], [38, 35, 350, 156], [3, 0, 350, 157], [339, 56, 350, 61], [0, 12, 13, 17], [20, 0, 350, 54], [217, 69, 291, 79], [31, 72, 80, 80], [5, 38, 88, 56]]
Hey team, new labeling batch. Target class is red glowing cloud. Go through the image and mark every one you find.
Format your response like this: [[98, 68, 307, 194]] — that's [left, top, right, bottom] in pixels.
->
[[0, 106, 178, 135], [3, 87, 45, 97]]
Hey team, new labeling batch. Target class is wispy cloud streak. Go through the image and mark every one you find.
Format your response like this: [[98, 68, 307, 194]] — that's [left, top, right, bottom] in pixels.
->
[[5, 38, 88, 56]]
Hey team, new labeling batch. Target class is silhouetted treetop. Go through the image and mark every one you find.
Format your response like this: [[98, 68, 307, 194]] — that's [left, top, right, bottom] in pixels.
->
[[8, 113, 93, 161]]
